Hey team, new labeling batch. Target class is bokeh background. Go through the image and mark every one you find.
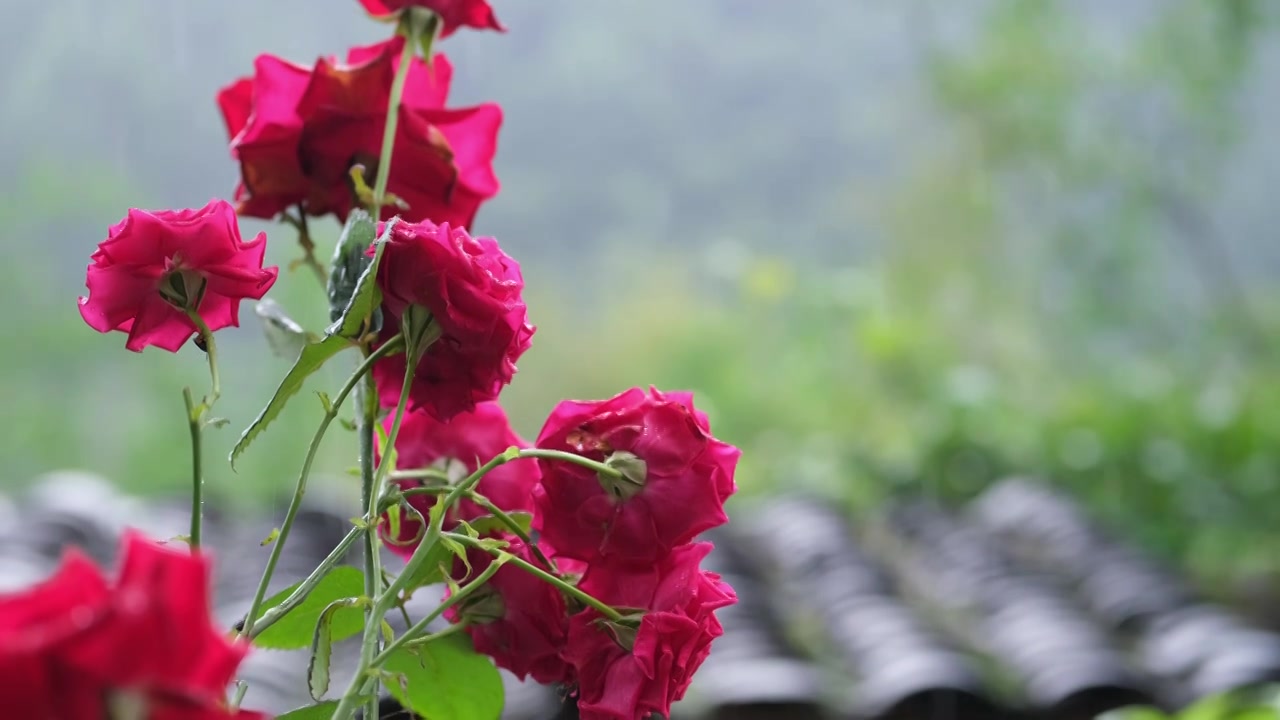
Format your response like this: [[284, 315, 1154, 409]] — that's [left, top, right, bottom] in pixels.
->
[[3, 0, 1279, 619]]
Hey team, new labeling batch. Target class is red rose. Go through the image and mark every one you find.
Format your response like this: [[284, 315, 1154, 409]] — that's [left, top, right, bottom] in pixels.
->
[[381, 402, 539, 557], [0, 532, 265, 719], [370, 219, 534, 421], [531, 388, 739, 562], [78, 199, 278, 352], [357, 0, 505, 37], [218, 37, 501, 227], [561, 545, 736, 720], [444, 538, 572, 685]]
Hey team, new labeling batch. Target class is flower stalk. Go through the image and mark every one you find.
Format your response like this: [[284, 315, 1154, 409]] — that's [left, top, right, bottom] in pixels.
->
[[371, 10, 438, 218], [182, 310, 220, 549], [237, 334, 405, 643]]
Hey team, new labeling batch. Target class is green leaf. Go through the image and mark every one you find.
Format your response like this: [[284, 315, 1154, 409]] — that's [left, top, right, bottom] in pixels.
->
[[230, 217, 401, 468], [327, 210, 378, 324], [308, 597, 362, 701], [255, 298, 315, 360], [328, 234, 386, 339], [383, 634, 504, 720], [276, 702, 340, 720], [229, 334, 349, 469], [463, 509, 532, 538], [327, 212, 394, 339], [253, 566, 366, 650], [386, 503, 403, 541], [401, 541, 455, 594]]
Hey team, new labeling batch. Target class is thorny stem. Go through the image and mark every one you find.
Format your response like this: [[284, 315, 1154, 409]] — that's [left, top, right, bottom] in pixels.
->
[[372, 560, 502, 665], [356, 356, 383, 720], [395, 485, 554, 570], [235, 335, 405, 645], [242, 525, 363, 639], [443, 531, 625, 623]]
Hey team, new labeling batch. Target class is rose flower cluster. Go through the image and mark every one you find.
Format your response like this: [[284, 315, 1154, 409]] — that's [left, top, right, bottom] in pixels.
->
[[57, 1, 740, 718], [382, 388, 740, 720]]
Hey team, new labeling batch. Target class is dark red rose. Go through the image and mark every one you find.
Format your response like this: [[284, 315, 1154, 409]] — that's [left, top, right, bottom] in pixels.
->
[[78, 199, 278, 352], [219, 37, 501, 227], [0, 532, 265, 719], [370, 219, 534, 421], [357, 0, 505, 37], [444, 538, 572, 685], [531, 388, 739, 562], [381, 402, 539, 558]]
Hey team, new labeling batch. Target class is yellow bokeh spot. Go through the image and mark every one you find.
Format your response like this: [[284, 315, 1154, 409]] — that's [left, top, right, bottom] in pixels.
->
[[741, 257, 794, 303]]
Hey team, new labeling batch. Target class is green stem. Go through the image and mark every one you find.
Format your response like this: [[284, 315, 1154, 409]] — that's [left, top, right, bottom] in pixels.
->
[[180, 312, 219, 551], [465, 492, 554, 570], [371, 13, 432, 218], [391, 485, 554, 569], [356, 347, 417, 720], [389, 467, 453, 483], [371, 326, 428, 498], [517, 448, 622, 478], [243, 525, 363, 639], [376, 453, 509, 613], [372, 560, 501, 665], [356, 360, 382, 720], [395, 485, 449, 499], [404, 620, 468, 649], [236, 335, 404, 642], [185, 310, 220, 410], [182, 388, 203, 549], [443, 531, 624, 622]]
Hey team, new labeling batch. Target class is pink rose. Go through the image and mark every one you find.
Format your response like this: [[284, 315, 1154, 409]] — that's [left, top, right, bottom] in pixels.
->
[[445, 538, 572, 685], [561, 544, 736, 720], [532, 388, 738, 562], [381, 402, 539, 557], [370, 219, 534, 421], [78, 199, 278, 352]]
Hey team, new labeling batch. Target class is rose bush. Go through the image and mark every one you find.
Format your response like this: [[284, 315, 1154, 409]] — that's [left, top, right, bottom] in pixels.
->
[[68, 3, 740, 719]]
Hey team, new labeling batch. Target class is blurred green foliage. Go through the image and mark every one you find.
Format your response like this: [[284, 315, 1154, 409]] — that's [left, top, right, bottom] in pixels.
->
[[2, 0, 1279, 604]]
